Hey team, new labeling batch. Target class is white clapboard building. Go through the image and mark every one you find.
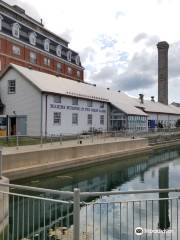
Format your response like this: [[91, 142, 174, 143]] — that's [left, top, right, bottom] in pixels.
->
[[0, 64, 149, 136], [1, 64, 180, 136]]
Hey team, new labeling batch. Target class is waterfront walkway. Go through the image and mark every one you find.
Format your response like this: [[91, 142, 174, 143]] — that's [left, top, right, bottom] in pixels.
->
[[2, 135, 133, 154]]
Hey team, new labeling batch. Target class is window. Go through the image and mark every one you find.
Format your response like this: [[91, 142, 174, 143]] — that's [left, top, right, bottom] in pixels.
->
[[72, 97, 78, 105], [100, 102, 104, 108], [8, 80, 16, 94], [44, 57, 50, 66], [12, 23, 21, 38], [72, 113, 78, 125], [88, 114, 92, 125], [0, 15, 3, 31], [100, 115, 104, 125], [67, 67, 72, 75], [75, 55, 80, 65], [29, 32, 37, 46], [54, 95, 61, 103], [56, 45, 62, 57], [53, 112, 61, 125], [56, 63, 62, 73], [67, 51, 72, 61], [77, 71, 80, 78], [44, 39, 50, 52], [30, 52, 37, 64], [12, 45, 20, 56], [87, 100, 93, 107]]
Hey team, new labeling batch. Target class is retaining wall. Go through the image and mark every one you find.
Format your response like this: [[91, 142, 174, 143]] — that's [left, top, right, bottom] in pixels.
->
[[2, 138, 149, 180]]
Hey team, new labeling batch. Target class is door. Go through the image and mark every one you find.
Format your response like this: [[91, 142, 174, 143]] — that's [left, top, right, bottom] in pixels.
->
[[16, 116, 27, 135]]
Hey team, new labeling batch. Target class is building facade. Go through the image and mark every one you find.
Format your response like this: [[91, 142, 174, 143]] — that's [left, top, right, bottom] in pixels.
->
[[0, 64, 148, 136], [0, 0, 84, 81]]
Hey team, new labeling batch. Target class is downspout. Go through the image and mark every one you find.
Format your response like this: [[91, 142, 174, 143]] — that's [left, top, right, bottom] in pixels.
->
[[45, 95, 48, 137], [40, 93, 43, 137]]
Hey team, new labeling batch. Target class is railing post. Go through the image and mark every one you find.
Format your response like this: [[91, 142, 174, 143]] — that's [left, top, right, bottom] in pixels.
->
[[60, 134, 62, 145], [40, 134, 43, 148], [16, 135, 19, 150], [0, 148, 2, 178], [73, 188, 80, 240]]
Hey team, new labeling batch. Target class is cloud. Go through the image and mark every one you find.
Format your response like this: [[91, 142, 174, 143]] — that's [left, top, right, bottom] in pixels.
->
[[117, 72, 155, 91], [115, 11, 125, 19], [59, 29, 73, 42], [134, 33, 148, 43], [134, 33, 160, 47], [169, 41, 180, 78], [4, 0, 41, 21], [90, 48, 156, 91], [80, 47, 96, 63]]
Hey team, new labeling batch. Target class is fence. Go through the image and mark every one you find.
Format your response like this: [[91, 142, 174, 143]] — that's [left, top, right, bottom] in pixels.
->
[[0, 128, 180, 149], [0, 182, 180, 240]]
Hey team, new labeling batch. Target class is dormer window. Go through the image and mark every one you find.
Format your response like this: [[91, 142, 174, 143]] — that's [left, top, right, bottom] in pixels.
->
[[0, 15, 3, 31], [29, 32, 37, 46], [44, 39, 50, 52], [56, 45, 62, 57], [75, 55, 80, 65], [12, 23, 21, 38], [67, 50, 72, 61]]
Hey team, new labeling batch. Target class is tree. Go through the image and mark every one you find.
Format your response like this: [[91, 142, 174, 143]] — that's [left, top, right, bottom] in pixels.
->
[[175, 119, 180, 128]]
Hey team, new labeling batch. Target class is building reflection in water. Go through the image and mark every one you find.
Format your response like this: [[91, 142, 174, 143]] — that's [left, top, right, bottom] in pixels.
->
[[158, 166, 170, 229]]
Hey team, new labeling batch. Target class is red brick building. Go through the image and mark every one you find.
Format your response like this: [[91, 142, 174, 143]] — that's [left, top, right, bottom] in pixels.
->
[[0, 0, 84, 81]]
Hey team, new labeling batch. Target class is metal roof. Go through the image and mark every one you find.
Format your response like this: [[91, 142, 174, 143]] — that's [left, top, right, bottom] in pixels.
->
[[133, 98, 180, 115], [5, 64, 180, 116], [3, 64, 147, 116]]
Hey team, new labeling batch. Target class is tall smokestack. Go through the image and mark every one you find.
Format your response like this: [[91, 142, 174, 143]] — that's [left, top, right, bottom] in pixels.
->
[[157, 41, 169, 105]]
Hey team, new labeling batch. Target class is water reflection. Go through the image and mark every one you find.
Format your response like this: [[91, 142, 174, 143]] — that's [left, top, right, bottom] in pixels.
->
[[11, 147, 180, 239], [158, 167, 170, 230]]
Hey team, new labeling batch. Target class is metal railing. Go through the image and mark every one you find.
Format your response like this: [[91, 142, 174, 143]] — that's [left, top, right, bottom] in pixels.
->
[[0, 182, 180, 240], [1, 128, 180, 149]]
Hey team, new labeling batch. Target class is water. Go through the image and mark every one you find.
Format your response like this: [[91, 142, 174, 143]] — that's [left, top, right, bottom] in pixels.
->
[[10, 146, 180, 239]]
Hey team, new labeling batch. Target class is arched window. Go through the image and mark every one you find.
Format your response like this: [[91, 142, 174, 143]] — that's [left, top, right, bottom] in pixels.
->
[[44, 39, 50, 52], [0, 15, 3, 31], [67, 50, 72, 61], [56, 45, 62, 57], [29, 32, 37, 46], [12, 22, 21, 38], [75, 55, 80, 65]]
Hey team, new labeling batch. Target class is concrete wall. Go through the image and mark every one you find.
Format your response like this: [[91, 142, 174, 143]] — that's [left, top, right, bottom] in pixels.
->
[[0, 177, 9, 239], [0, 68, 42, 136], [2, 138, 148, 180]]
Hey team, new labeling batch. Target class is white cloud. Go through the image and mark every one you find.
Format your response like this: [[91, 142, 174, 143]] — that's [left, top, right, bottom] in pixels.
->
[[4, 0, 180, 102]]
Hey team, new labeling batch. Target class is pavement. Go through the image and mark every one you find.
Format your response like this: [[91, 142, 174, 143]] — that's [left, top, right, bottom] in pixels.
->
[[2, 135, 135, 155]]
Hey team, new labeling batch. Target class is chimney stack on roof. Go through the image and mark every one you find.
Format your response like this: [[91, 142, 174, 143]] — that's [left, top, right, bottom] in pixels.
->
[[139, 94, 144, 104]]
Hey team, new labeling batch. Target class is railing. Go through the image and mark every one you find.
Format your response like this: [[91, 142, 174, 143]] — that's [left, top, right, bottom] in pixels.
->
[[0, 183, 180, 240], [0, 128, 180, 149]]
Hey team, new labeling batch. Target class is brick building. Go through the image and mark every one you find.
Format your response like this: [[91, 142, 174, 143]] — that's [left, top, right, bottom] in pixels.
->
[[0, 0, 84, 81]]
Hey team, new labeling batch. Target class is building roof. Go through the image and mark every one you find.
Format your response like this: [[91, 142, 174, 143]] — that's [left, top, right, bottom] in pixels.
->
[[1, 64, 147, 116], [133, 98, 180, 115], [3, 64, 180, 116]]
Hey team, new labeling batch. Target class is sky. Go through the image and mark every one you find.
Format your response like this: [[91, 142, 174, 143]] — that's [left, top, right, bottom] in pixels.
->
[[4, 0, 180, 103]]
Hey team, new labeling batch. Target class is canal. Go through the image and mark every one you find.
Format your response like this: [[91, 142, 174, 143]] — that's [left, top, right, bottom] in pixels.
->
[[9, 146, 180, 239]]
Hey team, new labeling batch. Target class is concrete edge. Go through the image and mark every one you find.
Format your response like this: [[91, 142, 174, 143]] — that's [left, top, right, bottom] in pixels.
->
[[4, 146, 152, 180]]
